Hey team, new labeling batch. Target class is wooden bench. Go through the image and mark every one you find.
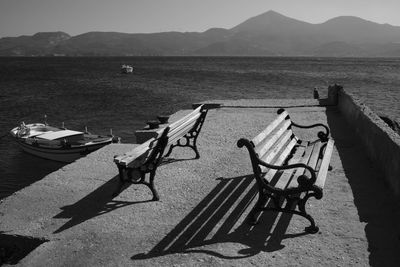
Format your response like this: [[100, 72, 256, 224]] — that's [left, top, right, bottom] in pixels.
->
[[237, 108, 334, 233], [113, 105, 208, 200], [164, 104, 208, 159]]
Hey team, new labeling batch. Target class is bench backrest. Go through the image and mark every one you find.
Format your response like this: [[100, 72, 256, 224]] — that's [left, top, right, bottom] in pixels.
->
[[246, 109, 298, 172], [114, 126, 170, 169], [166, 104, 207, 145], [114, 105, 207, 169]]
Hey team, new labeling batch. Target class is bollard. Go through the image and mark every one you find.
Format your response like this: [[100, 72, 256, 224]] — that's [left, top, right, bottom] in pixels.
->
[[313, 88, 319, 99]]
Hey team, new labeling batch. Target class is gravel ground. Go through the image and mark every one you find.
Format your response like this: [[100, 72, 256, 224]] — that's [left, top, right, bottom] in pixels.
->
[[1, 104, 400, 266]]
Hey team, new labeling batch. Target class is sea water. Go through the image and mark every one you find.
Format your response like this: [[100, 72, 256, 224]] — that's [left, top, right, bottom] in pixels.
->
[[0, 56, 399, 199]]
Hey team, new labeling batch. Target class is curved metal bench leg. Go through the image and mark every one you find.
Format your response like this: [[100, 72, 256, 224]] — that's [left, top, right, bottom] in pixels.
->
[[164, 144, 174, 157], [298, 194, 319, 234], [190, 142, 200, 159], [147, 170, 159, 201], [164, 136, 201, 159], [187, 130, 201, 159]]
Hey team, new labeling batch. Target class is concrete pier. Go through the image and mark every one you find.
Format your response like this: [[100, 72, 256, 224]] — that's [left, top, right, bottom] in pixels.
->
[[1, 92, 400, 266]]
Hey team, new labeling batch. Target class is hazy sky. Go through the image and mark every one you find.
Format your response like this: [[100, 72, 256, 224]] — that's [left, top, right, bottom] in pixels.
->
[[1, 0, 399, 37]]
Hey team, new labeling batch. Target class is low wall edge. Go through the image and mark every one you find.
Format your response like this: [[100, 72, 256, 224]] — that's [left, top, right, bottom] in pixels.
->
[[337, 88, 400, 199]]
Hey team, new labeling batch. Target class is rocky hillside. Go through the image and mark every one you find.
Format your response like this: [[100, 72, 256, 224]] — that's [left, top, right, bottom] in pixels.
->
[[1, 10, 400, 56], [0, 32, 70, 56]]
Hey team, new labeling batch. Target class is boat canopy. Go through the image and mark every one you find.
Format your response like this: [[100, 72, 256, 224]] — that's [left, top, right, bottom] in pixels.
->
[[37, 130, 83, 140]]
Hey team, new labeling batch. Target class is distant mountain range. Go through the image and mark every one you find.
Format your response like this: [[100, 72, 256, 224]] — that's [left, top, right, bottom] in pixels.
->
[[1, 10, 400, 57]]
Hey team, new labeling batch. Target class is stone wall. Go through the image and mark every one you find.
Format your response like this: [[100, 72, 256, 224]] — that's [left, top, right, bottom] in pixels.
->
[[335, 86, 400, 198]]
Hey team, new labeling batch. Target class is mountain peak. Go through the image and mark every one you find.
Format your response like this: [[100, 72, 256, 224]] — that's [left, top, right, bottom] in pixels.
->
[[260, 10, 288, 18], [231, 10, 311, 33]]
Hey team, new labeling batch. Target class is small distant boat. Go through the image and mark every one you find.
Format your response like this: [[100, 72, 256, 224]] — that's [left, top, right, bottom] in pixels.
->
[[121, 64, 133, 74], [10, 122, 120, 163]]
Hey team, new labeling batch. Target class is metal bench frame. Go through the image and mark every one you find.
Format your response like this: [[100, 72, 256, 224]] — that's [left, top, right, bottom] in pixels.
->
[[113, 105, 208, 200], [237, 108, 334, 233], [114, 127, 170, 200], [165, 105, 208, 159]]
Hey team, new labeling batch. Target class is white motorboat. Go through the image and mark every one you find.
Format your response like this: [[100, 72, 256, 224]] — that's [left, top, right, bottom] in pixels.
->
[[121, 64, 133, 74], [10, 122, 119, 163]]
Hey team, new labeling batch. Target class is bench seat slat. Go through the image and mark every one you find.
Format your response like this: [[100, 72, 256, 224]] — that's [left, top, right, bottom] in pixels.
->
[[167, 113, 201, 143], [114, 137, 158, 165], [286, 141, 322, 189], [252, 111, 289, 146], [255, 120, 291, 157], [167, 125, 197, 146], [261, 138, 298, 180], [168, 105, 202, 130], [287, 142, 315, 189], [315, 139, 334, 189], [259, 130, 293, 164], [308, 142, 323, 170], [273, 141, 307, 190], [117, 139, 154, 159]]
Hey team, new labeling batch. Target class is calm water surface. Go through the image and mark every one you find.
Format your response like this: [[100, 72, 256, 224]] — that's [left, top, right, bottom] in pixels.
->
[[0, 57, 399, 199]]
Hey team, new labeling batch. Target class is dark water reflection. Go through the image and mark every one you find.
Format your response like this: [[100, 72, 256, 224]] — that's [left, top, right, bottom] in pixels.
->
[[0, 137, 65, 199]]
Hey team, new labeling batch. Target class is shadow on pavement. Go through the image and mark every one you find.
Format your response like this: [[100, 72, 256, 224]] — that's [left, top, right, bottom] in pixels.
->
[[0, 151, 66, 200], [131, 175, 308, 260], [52, 155, 197, 234], [0, 232, 47, 265], [52, 176, 150, 233]]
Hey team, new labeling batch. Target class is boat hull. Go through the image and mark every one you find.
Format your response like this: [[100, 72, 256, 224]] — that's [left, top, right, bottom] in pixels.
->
[[10, 122, 118, 163], [15, 138, 112, 163]]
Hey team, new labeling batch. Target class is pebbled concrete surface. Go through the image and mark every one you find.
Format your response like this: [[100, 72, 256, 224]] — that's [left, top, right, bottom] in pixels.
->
[[1, 101, 400, 266]]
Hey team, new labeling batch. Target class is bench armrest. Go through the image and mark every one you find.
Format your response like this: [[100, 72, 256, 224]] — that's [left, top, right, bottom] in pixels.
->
[[114, 152, 148, 168], [113, 143, 150, 167], [256, 158, 317, 186], [291, 122, 330, 142], [114, 127, 170, 168], [277, 108, 330, 142], [238, 137, 317, 187]]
